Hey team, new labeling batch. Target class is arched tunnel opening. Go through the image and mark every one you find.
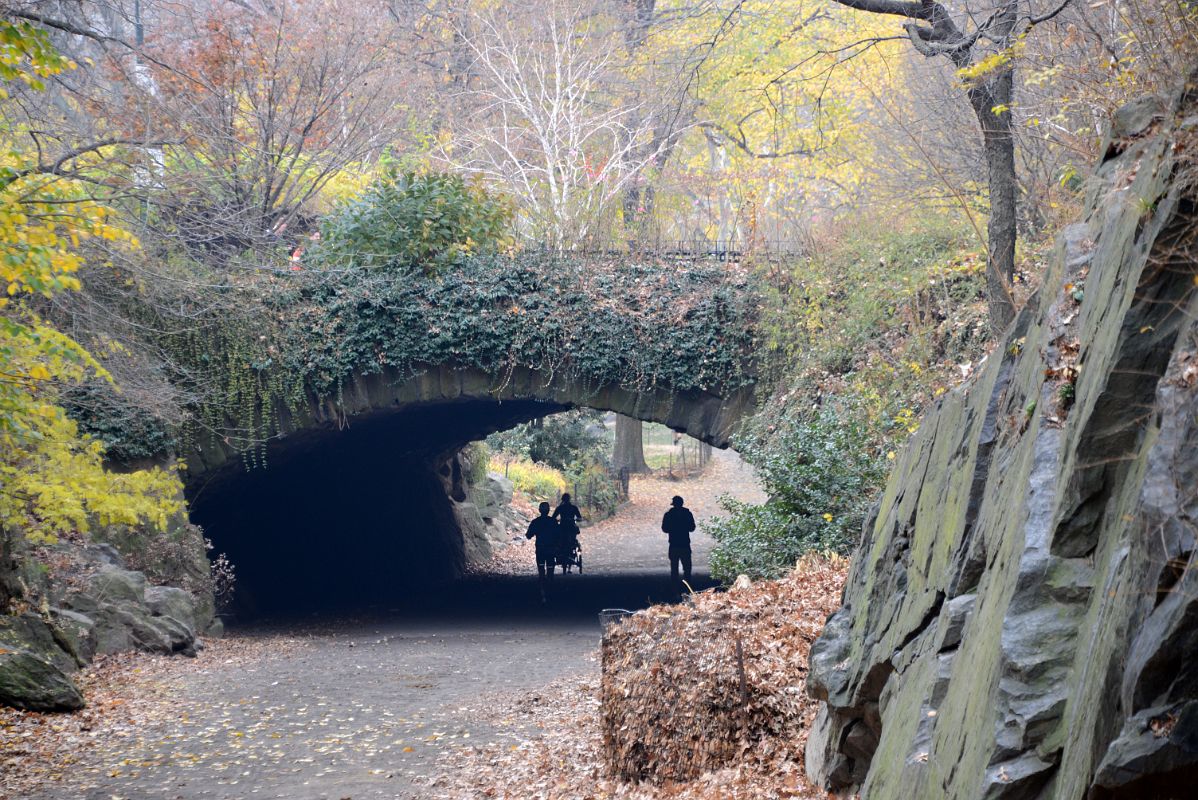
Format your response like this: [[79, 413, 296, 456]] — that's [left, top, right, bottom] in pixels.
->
[[188, 398, 571, 619]]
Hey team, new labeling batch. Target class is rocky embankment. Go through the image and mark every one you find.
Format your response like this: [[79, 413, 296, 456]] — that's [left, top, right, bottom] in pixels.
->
[[805, 85, 1198, 798], [439, 445, 526, 566], [0, 535, 213, 712]]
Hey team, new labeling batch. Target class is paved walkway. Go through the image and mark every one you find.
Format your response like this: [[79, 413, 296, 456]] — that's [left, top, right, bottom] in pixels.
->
[[19, 450, 764, 800]]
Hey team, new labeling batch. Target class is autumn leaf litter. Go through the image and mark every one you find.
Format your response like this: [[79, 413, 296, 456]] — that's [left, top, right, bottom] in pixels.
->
[[429, 556, 846, 799], [0, 635, 309, 800]]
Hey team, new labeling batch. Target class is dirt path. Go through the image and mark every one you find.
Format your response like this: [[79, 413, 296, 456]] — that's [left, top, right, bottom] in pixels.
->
[[584, 447, 765, 575], [12, 451, 764, 800]]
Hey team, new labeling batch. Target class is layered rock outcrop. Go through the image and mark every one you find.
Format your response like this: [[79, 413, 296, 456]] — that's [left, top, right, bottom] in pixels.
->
[[0, 538, 212, 712], [438, 445, 524, 566], [806, 85, 1198, 798]]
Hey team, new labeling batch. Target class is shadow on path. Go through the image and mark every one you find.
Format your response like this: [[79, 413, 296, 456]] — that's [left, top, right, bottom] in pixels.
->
[[236, 569, 719, 635]]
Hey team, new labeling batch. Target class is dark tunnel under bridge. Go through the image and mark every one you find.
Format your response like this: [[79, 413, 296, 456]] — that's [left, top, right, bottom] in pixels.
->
[[186, 365, 755, 618]]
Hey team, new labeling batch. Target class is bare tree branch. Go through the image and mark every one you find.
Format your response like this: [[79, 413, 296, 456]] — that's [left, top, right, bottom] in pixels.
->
[[0, 137, 181, 189], [4, 8, 131, 47]]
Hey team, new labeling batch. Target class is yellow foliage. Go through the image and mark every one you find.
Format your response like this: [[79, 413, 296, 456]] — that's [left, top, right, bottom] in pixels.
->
[[634, 1, 907, 238], [0, 402, 182, 545], [489, 456, 566, 499], [0, 27, 182, 546], [0, 21, 74, 97], [0, 166, 136, 308], [957, 38, 1026, 86]]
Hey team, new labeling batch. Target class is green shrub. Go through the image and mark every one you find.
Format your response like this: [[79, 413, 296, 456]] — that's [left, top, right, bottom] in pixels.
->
[[708, 403, 886, 582], [289, 254, 758, 401], [307, 170, 513, 275], [757, 216, 989, 439], [565, 458, 622, 521], [62, 381, 179, 462], [486, 409, 608, 471], [463, 441, 490, 485], [708, 216, 993, 584]]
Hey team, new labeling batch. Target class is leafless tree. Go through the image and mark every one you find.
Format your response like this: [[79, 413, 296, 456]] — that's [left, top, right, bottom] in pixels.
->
[[441, 0, 686, 249]]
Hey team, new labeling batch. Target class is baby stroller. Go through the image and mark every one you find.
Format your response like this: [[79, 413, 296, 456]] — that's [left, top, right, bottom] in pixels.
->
[[557, 525, 583, 574]]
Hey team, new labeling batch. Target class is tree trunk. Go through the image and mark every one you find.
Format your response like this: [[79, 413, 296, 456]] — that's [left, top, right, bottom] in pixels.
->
[[623, 185, 652, 247], [827, 0, 1024, 332], [613, 414, 649, 473], [968, 70, 1018, 333]]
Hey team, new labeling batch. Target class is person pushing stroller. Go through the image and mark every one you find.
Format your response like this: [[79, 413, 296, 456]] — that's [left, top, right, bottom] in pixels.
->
[[553, 493, 585, 573]]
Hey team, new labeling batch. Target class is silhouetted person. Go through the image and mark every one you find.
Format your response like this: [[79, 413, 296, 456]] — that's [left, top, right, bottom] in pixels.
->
[[553, 493, 584, 573], [526, 501, 558, 602], [662, 495, 696, 592]]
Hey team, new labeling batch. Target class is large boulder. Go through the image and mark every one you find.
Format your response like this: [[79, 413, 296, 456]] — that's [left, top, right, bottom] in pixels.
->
[[85, 598, 194, 657], [50, 608, 97, 666], [0, 520, 212, 711], [62, 566, 199, 658], [0, 650, 84, 712], [87, 566, 147, 605], [91, 519, 216, 633], [0, 612, 77, 675], [145, 585, 197, 635], [805, 84, 1198, 798]]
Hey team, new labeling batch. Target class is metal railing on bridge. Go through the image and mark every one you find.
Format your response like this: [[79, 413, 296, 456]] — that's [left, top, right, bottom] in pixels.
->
[[523, 238, 808, 263]]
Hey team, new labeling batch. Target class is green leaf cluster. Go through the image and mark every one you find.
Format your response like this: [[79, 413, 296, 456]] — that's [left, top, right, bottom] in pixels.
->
[[286, 253, 759, 400], [708, 402, 885, 582], [307, 170, 514, 275], [0, 21, 74, 96], [63, 382, 179, 462], [565, 458, 623, 520], [486, 410, 607, 472]]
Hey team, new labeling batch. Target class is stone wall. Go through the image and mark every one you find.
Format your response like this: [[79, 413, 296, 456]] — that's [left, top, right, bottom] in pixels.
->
[[806, 86, 1198, 798]]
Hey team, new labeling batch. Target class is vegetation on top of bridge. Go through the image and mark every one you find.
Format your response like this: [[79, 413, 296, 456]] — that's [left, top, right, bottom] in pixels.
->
[[285, 252, 761, 397], [63, 171, 761, 465], [284, 170, 760, 400], [122, 252, 761, 466]]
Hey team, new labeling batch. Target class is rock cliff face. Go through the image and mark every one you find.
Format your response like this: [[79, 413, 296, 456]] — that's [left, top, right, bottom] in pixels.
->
[[806, 85, 1198, 798], [0, 541, 211, 711]]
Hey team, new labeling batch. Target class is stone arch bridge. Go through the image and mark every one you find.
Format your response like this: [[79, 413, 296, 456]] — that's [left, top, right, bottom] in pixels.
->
[[183, 256, 762, 614]]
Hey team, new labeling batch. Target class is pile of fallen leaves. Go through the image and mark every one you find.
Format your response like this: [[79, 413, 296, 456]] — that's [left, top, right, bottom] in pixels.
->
[[601, 556, 847, 784], [434, 556, 846, 799]]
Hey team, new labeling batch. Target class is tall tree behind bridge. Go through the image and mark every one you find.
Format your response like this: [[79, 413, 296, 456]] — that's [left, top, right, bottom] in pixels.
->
[[822, 0, 1074, 330], [613, 0, 695, 473], [442, 0, 695, 470], [612, 413, 651, 474], [441, 0, 680, 248]]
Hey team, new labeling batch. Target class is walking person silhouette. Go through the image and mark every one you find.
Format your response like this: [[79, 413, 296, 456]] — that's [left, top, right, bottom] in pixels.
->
[[526, 501, 559, 603], [661, 495, 696, 594]]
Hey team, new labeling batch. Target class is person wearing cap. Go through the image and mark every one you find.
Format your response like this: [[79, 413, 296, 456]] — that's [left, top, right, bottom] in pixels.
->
[[526, 501, 559, 602], [661, 495, 696, 592]]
